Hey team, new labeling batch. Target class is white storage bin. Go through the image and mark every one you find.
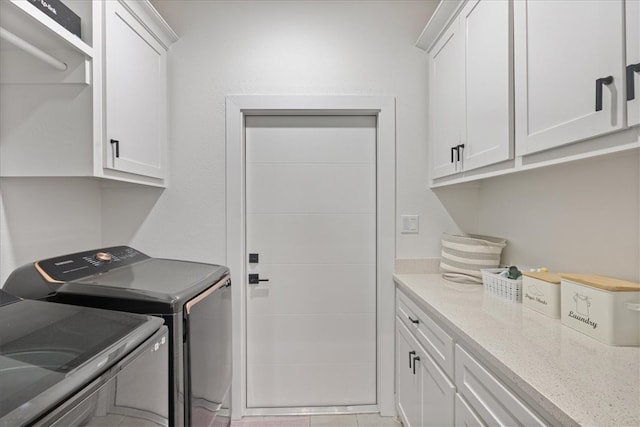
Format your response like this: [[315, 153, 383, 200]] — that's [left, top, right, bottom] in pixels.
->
[[560, 274, 640, 346], [481, 268, 522, 302], [522, 271, 562, 318]]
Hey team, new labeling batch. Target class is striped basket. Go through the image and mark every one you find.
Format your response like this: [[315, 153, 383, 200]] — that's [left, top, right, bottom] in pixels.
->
[[439, 233, 507, 284]]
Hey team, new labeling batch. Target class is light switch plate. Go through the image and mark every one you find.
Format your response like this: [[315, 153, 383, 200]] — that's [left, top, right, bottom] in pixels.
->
[[401, 214, 419, 234]]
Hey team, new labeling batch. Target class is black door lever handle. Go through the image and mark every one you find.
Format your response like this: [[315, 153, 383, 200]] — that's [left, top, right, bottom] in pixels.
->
[[248, 274, 269, 284]]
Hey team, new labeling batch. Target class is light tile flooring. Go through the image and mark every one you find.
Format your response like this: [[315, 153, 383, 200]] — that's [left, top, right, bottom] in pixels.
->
[[231, 414, 402, 427]]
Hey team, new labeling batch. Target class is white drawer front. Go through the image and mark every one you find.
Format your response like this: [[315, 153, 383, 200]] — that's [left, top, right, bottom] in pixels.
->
[[397, 290, 454, 377], [455, 393, 485, 427], [455, 345, 547, 427]]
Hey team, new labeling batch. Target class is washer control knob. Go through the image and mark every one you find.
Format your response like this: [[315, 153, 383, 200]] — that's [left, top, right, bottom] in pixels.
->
[[95, 252, 112, 263]]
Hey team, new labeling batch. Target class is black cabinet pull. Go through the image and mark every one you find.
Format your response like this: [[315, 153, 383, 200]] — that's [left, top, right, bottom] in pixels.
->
[[412, 356, 420, 375], [595, 76, 614, 111], [450, 146, 457, 164], [110, 139, 120, 158], [456, 144, 465, 162], [409, 350, 416, 369], [408, 316, 419, 325], [626, 63, 640, 101]]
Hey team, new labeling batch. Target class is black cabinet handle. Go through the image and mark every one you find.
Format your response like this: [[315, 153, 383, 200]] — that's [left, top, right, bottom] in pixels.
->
[[595, 76, 614, 111], [408, 316, 419, 325], [409, 350, 416, 369], [456, 144, 465, 162], [412, 356, 420, 375], [627, 63, 640, 101], [110, 139, 120, 158], [248, 274, 269, 284], [450, 146, 457, 164]]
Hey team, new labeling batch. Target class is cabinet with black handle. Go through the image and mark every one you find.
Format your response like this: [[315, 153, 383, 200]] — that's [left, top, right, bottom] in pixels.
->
[[515, 0, 638, 156], [395, 319, 455, 427], [422, 0, 513, 181]]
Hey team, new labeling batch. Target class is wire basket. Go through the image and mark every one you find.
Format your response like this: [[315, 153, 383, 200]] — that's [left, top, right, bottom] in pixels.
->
[[481, 268, 523, 303]]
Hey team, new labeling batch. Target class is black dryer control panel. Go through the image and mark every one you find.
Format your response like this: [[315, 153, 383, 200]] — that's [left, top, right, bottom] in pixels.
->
[[35, 246, 149, 283]]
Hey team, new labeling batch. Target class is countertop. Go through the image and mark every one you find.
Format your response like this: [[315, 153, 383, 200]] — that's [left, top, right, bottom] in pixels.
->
[[394, 274, 640, 427]]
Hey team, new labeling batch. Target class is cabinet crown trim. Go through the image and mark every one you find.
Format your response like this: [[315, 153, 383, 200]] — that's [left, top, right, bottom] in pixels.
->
[[416, 0, 464, 51]]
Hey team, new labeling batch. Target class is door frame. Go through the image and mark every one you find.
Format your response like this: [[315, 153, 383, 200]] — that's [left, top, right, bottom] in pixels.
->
[[226, 95, 396, 419]]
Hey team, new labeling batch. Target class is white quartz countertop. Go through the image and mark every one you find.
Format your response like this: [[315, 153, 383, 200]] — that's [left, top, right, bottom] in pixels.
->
[[394, 274, 640, 427]]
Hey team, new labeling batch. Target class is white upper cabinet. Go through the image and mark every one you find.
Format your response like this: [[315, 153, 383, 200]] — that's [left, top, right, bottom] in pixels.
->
[[429, 18, 464, 179], [424, 0, 512, 180], [104, 0, 167, 179], [461, 0, 512, 172], [627, 0, 640, 127], [0, 0, 177, 187], [514, 0, 625, 156]]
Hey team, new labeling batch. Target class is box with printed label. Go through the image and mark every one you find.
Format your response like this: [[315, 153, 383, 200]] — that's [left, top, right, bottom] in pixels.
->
[[28, 0, 81, 38], [522, 271, 561, 318], [560, 274, 640, 346]]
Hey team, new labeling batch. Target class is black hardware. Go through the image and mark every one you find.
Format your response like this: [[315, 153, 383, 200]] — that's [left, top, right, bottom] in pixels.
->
[[595, 76, 614, 111], [412, 356, 420, 375], [248, 253, 259, 263], [408, 316, 419, 325], [450, 146, 457, 163], [110, 139, 120, 158], [248, 273, 269, 285], [409, 350, 416, 368], [456, 144, 465, 162], [626, 63, 640, 101]]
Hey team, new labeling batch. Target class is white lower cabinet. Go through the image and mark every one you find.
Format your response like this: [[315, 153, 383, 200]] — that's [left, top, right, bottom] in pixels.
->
[[396, 287, 549, 426], [455, 344, 546, 426], [396, 320, 455, 427]]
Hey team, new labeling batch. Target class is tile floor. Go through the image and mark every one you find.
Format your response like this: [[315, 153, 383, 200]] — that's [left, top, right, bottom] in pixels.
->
[[230, 414, 401, 427]]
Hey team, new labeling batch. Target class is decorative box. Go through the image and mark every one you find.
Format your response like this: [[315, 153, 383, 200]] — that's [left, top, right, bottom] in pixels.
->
[[560, 274, 640, 346], [522, 271, 562, 318]]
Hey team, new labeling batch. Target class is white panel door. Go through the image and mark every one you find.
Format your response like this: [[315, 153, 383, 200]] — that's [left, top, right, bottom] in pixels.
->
[[246, 115, 376, 408], [627, 0, 640, 127], [396, 320, 422, 427], [104, 0, 165, 178], [462, 0, 512, 171], [429, 18, 464, 179], [515, 0, 625, 155]]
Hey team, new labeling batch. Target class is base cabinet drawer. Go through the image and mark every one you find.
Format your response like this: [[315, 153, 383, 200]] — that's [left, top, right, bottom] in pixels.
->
[[397, 290, 454, 376], [455, 394, 485, 427], [455, 345, 546, 427], [396, 319, 455, 427]]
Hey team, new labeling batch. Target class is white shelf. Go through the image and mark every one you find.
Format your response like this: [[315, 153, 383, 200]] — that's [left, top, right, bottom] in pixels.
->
[[0, 0, 94, 59]]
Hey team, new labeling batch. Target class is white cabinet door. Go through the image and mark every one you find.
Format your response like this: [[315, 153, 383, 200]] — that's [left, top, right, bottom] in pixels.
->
[[419, 342, 455, 427], [429, 18, 464, 179], [104, 0, 166, 179], [627, 0, 640, 127], [396, 320, 423, 427], [461, 0, 512, 171], [396, 320, 455, 427], [515, 0, 625, 156]]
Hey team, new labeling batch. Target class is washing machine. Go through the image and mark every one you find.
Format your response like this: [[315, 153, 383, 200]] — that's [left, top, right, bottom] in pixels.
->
[[3, 246, 232, 427]]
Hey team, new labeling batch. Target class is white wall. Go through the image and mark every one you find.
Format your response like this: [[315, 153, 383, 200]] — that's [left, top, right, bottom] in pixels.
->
[[435, 151, 640, 282], [0, 178, 103, 284], [102, 0, 450, 265]]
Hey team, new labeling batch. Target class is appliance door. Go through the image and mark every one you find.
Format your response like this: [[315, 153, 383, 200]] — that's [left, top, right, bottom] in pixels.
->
[[33, 327, 169, 426], [185, 275, 231, 427]]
